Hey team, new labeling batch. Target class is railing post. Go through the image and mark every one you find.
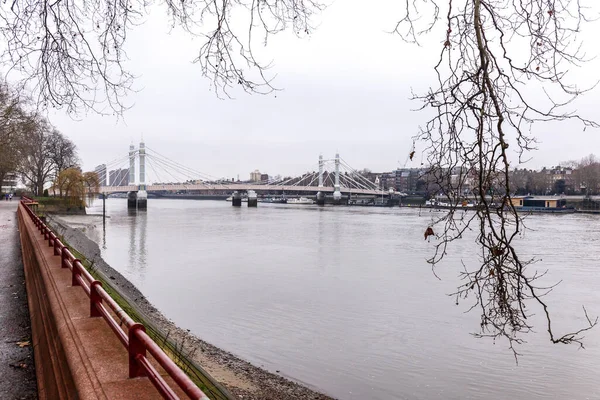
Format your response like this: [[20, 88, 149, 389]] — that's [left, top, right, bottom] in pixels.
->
[[61, 247, 69, 269], [90, 281, 103, 317], [129, 324, 147, 378], [72, 259, 82, 286], [54, 239, 61, 256], [44, 226, 49, 241], [48, 232, 54, 247]]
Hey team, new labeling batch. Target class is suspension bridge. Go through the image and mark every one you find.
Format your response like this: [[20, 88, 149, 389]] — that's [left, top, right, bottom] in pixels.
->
[[97, 141, 389, 209]]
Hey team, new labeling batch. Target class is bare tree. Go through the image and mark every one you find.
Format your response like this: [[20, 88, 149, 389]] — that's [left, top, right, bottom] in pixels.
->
[[0, 0, 136, 114], [0, 82, 30, 190], [394, 0, 598, 354], [576, 154, 600, 195], [0, 0, 321, 112], [17, 114, 78, 195], [0, 131, 21, 192], [18, 118, 55, 196], [47, 129, 79, 175], [0, 0, 597, 352]]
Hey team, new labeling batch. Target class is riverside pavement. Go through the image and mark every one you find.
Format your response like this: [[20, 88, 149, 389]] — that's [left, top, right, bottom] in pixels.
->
[[0, 199, 37, 399]]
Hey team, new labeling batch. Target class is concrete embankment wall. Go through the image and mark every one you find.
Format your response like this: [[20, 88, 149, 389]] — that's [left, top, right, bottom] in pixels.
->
[[18, 207, 75, 399], [17, 204, 183, 399]]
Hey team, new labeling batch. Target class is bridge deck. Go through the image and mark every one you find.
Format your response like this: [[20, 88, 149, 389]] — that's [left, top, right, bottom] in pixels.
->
[[99, 184, 386, 196]]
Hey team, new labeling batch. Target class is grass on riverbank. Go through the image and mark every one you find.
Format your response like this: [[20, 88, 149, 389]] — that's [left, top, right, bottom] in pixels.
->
[[33, 196, 86, 215]]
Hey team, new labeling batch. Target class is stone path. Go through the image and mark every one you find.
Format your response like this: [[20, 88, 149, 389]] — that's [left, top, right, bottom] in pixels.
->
[[0, 199, 37, 400]]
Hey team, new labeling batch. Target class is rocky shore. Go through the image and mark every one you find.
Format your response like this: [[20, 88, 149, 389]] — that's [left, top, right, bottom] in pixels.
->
[[48, 214, 335, 400]]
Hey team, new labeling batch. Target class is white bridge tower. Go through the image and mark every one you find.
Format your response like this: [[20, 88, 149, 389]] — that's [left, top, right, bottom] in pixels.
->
[[127, 140, 148, 210], [333, 152, 342, 202], [137, 140, 147, 209], [316, 154, 325, 205]]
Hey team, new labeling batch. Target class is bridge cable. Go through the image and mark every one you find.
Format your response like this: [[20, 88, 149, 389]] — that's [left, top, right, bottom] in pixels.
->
[[146, 154, 200, 182], [145, 154, 194, 190], [145, 152, 229, 189], [145, 156, 167, 185], [145, 147, 218, 182], [339, 159, 380, 191], [103, 153, 133, 171], [106, 157, 135, 188], [339, 160, 377, 189], [339, 166, 372, 191]]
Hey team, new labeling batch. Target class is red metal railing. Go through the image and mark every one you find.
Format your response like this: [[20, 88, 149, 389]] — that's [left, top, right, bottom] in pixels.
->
[[19, 196, 209, 400]]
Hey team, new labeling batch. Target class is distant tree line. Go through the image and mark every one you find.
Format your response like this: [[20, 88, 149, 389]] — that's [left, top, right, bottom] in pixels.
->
[[364, 154, 600, 198], [0, 83, 98, 199], [510, 155, 600, 196]]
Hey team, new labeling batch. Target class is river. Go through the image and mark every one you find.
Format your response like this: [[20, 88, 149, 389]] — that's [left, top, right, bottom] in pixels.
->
[[72, 198, 600, 400]]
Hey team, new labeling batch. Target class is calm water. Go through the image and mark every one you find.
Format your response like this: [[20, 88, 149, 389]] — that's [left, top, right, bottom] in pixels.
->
[[77, 199, 600, 400]]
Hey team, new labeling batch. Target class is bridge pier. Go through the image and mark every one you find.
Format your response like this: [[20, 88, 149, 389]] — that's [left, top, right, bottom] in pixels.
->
[[316, 191, 325, 206], [232, 191, 242, 207], [127, 191, 137, 209], [247, 190, 257, 207], [137, 190, 147, 210]]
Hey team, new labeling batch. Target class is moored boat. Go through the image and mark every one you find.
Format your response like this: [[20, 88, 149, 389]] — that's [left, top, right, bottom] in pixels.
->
[[287, 197, 315, 205], [510, 196, 575, 213], [258, 197, 288, 204]]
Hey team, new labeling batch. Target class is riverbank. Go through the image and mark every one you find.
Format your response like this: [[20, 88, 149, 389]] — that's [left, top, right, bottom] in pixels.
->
[[35, 196, 87, 214], [47, 214, 334, 400]]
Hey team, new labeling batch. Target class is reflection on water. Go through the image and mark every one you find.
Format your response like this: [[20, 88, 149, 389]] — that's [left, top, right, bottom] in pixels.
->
[[139, 211, 147, 269], [101, 218, 107, 250], [126, 209, 147, 282], [80, 199, 600, 400]]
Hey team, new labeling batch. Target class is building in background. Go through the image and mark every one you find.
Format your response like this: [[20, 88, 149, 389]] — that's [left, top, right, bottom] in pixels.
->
[[545, 166, 574, 194], [1, 172, 18, 193], [377, 168, 428, 194], [94, 164, 107, 186], [380, 172, 397, 191], [250, 170, 262, 182], [109, 168, 129, 186]]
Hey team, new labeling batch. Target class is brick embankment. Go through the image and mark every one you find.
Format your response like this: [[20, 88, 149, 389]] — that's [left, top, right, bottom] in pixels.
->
[[0, 199, 38, 400]]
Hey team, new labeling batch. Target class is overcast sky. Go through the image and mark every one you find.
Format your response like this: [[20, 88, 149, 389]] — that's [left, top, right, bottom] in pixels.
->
[[47, 0, 600, 182]]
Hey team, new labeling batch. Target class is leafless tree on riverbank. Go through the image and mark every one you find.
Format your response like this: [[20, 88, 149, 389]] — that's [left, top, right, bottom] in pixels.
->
[[0, 0, 597, 353], [394, 0, 599, 355], [18, 117, 78, 196], [18, 119, 55, 196], [0, 83, 31, 191], [47, 130, 80, 175]]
